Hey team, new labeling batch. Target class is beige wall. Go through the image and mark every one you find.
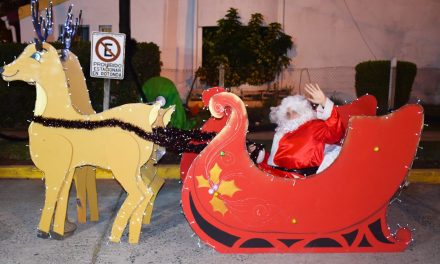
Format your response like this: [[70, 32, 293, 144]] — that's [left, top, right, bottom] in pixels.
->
[[19, 0, 440, 102], [20, 0, 119, 43], [284, 0, 440, 68]]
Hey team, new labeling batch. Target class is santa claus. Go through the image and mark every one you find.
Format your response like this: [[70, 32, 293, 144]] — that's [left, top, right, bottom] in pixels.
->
[[253, 83, 345, 176]]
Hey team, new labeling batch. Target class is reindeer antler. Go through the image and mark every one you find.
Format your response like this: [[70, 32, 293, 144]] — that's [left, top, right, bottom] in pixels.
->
[[31, 0, 53, 51], [60, 4, 82, 52]]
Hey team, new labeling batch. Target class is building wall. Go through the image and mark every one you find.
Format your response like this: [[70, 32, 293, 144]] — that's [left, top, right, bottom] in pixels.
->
[[284, 0, 440, 68], [18, 0, 440, 103], [20, 0, 119, 43], [131, 0, 197, 99], [282, 0, 440, 102]]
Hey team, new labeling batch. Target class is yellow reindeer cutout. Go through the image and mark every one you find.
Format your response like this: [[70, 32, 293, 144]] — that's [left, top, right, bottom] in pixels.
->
[[61, 50, 171, 227], [0, 1, 175, 243], [60, 51, 99, 224], [1, 41, 174, 244], [57, 5, 101, 225]]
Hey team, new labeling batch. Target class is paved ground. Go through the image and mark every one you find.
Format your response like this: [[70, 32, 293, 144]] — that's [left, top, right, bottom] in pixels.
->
[[0, 179, 439, 264]]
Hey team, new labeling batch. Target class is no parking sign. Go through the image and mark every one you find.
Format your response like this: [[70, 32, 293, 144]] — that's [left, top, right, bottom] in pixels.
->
[[90, 32, 126, 79]]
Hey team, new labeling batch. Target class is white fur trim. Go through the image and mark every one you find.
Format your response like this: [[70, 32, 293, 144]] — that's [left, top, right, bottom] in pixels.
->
[[155, 96, 166, 107], [316, 99, 334, 120], [316, 144, 341, 173], [268, 132, 283, 166]]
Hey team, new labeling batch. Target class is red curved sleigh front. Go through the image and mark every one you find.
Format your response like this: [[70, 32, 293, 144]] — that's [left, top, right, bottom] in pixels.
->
[[181, 91, 423, 253]]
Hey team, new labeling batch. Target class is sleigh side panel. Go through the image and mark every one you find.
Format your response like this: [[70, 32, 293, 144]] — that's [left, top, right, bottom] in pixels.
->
[[182, 92, 422, 253]]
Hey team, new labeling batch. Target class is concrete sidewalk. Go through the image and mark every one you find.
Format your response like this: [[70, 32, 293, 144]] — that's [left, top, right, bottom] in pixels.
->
[[0, 179, 439, 264]]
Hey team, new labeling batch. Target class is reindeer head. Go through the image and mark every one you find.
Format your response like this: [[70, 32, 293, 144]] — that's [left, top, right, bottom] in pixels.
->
[[0, 0, 60, 84], [1, 42, 62, 84]]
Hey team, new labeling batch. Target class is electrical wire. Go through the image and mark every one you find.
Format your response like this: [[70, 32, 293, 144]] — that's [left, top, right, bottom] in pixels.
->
[[342, 0, 377, 59]]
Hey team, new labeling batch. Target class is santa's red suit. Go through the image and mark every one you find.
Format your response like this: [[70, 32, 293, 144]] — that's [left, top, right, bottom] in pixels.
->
[[258, 99, 344, 174]]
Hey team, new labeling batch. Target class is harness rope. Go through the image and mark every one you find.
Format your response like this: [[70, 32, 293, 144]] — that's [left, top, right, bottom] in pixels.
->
[[32, 116, 263, 162], [32, 116, 215, 153]]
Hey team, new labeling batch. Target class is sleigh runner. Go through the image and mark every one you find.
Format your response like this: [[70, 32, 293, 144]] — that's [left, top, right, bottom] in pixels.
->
[[181, 89, 422, 253]]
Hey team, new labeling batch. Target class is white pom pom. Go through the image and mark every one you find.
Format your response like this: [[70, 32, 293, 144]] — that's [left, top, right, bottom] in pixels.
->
[[156, 96, 166, 107]]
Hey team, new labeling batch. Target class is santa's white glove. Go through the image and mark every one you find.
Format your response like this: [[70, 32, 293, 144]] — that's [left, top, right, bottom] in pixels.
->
[[256, 149, 265, 163], [248, 144, 265, 164]]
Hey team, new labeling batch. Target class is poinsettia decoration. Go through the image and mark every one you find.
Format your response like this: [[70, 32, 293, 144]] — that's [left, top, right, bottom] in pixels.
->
[[196, 163, 241, 215]]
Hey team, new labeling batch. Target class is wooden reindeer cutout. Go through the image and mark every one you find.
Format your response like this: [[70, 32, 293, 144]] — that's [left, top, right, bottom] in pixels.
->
[[58, 5, 99, 224], [58, 4, 169, 226], [62, 51, 171, 226], [0, 0, 174, 244], [62, 52, 100, 224]]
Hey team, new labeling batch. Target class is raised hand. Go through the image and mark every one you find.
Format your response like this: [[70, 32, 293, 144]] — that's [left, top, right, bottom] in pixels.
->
[[304, 83, 327, 107]]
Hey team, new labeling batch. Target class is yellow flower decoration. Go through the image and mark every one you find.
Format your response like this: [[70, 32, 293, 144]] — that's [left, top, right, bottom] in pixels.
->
[[196, 163, 240, 215]]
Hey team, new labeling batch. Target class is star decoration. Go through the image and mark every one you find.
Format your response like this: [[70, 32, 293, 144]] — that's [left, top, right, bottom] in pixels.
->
[[195, 163, 240, 215]]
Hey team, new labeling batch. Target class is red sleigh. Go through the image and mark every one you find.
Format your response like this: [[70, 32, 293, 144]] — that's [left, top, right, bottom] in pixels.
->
[[180, 88, 423, 253]]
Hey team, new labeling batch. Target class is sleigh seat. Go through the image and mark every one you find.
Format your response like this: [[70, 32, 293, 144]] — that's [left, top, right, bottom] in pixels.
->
[[181, 89, 378, 180]]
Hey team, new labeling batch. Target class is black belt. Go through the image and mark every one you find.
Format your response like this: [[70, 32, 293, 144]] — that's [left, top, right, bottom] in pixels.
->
[[271, 166, 319, 176]]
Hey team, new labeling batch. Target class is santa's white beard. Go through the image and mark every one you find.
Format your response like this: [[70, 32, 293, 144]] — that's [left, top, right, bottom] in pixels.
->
[[275, 109, 316, 134]]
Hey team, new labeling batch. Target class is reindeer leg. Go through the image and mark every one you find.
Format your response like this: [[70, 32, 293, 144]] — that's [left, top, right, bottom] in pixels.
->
[[142, 175, 164, 224], [73, 167, 87, 223], [108, 134, 156, 243], [74, 166, 99, 222], [109, 177, 144, 243], [85, 166, 99, 222], [140, 149, 164, 225], [141, 164, 164, 224], [37, 169, 68, 238], [140, 163, 154, 224], [33, 135, 73, 239], [128, 173, 154, 244], [51, 168, 76, 239], [108, 156, 144, 242]]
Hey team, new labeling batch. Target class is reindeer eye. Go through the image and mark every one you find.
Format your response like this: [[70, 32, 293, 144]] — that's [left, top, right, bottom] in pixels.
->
[[31, 52, 42, 62]]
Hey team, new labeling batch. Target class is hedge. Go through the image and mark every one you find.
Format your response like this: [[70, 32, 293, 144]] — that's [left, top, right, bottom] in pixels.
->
[[355, 60, 417, 114], [0, 41, 161, 128]]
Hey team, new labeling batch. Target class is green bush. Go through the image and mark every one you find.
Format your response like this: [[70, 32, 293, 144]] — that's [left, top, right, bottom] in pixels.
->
[[132, 42, 162, 85], [198, 8, 293, 87], [355, 60, 417, 114], [0, 41, 161, 128]]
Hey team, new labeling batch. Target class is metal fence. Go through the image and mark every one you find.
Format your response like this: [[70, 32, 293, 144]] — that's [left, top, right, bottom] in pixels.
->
[[162, 66, 440, 106]]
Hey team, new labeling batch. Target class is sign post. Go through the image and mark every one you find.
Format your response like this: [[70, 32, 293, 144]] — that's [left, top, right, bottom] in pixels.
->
[[90, 32, 126, 110], [388, 57, 397, 111]]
